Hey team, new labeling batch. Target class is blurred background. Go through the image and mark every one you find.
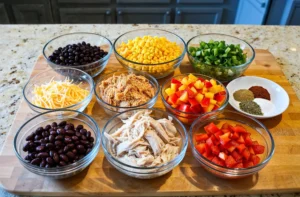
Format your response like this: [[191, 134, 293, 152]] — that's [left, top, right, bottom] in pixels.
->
[[0, 0, 299, 25]]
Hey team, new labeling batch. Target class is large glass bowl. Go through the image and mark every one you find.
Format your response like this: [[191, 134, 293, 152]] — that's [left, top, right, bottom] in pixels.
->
[[102, 108, 188, 179], [43, 32, 112, 77], [160, 73, 229, 125], [14, 110, 101, 179], [187, 34, 255, 82], [23, 68, 94, 117], [94, 70, 159, 117], [113, 29, 186, 79], [190, 110, 275, 179]]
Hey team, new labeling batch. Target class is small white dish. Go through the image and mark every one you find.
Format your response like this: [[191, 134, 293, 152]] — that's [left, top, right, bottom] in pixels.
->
[[227, 76, 289, 119]]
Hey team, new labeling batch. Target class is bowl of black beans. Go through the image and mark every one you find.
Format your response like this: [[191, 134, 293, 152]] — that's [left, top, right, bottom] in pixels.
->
[[43, 32, 112, 77], [14, 109, 101, 179]]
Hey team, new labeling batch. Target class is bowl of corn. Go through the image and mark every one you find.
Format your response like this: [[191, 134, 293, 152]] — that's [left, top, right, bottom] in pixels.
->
[[113, 29, 186, 79]]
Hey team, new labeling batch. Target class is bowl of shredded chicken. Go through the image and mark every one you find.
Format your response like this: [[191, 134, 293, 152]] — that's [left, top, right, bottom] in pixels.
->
[[95, 71, 159, 116], [102, 109, 188, 179]]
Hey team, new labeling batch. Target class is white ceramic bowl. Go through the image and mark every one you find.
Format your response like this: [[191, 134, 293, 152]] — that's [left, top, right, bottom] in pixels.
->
[[227, 76, 289, 119]]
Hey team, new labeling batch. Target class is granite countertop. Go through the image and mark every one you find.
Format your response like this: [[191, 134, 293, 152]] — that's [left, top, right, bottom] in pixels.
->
[[0, 24, 299, 197]]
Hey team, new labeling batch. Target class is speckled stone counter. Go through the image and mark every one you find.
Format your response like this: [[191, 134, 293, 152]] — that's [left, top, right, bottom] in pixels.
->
[[0, 24, 299, 197]]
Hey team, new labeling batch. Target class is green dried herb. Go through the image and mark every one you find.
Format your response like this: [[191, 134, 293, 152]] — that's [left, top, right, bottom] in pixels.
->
[[239, 101, 263, 115], [233, 89, 254, 102]]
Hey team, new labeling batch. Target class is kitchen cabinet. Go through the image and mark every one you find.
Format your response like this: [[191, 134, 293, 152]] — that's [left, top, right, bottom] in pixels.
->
[[0, 3, 9, 24], [175, 7, 223, 24]]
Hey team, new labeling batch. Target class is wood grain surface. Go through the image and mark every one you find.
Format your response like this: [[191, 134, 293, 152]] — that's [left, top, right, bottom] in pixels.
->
[[0, 50, 300, 196]]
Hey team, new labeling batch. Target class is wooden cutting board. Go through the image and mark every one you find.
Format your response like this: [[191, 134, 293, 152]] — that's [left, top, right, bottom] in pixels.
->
[[1, 49, 300, 196]]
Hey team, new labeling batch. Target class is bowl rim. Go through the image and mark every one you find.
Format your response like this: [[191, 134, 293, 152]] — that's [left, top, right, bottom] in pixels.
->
[[113, 28, 186, 66], [160, 73, 229, 115], [189, 109, 275, 172], [23, 67, 94, 111], [186, 33, 255, 69], [42, 32, 113, 68], [101, 108, 188, 170], [13, 109, 101, 172], [94, 70, 160, 110]]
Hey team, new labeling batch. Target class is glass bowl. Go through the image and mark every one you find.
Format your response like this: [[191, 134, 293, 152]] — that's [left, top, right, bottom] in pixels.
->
[[113, 29, 186, 79], [94, 70, 159, 117], [187, 34, 255, 82], [14, 110, 101, 179], [190, 110, 275, 179], [160, 73, 229, 125], [43, 32, 112, 77], [102, 108, 188, 179], [23, 68, 94, 117]]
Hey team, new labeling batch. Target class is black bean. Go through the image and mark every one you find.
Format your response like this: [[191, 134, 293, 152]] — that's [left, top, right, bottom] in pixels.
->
[[24, 155, 31, 161], [64, 137, 72, 144], [89, 137, 95, 143], [35, 135, 42, 140], [63, 146, 69, 153], [66, 151, 75, 160], [76, 125, 83, 130], [72, 136, 79, 141], [45, 125, 51, 131], [58, 121, 67, 127], [57, 128, 65, 135], [80, 140, 89, 146], [55, 135, 63, 141], [45, 164, 51, 168], [46, 143, 54, 150], [72, 149, 78, 155], [46, 157, 54, 165], [60, 154, 69, 162], [42, 131, 49, 137], [76, 145, 86, 154], [35, 127, 43, 134], [86, 131, 91, 138], [49, 135, 55, 142], [26, 134, 34, 141], [86, 143, 93, 148], [80, 129, 87, 135], [49, 150, 55, 157], [31, 158, 41, 165], [23, 142, 30, 152], [51, 122, 57, 127], [40, 160, 46, 167], [67, 144, 75, 149], [37, 152, 49, 158], [36, 145, 45, 152], [50, 130, 56, 136], [53, 153, 60, 163], [81, 135, 87, 140], [59, 161, 66, 166], [75, 131, 81, 137], [58, 149, 64, 154], [86, 148, 92, 154], [55, 140, 63, 146], [66, 130, 74, 135], [43, 137, 49, 143]]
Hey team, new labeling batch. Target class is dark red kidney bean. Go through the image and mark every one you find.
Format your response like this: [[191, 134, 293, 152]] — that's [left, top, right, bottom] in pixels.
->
[[55, 141, 63, 146], [35, 135, 42, 140], [63, 146, 69, 153], [53, 153, 60, 163], [45, 125, 51, 131], [46, 157, 54, 165], [89, 137, 94, 143], [23, 142, 30, 152], [58, 149, 64, 154], [51, 122, 57, 127], [24, 155, 31, 161], [81, 135, 87, 140], [49, 135, 55, 142], [43, 131, 49, 137], [55, 135, 63, 141], [49, 150, 55, 157], [55, 145, 61, 150], [26, 134, 34, 141], [86, 131, 91, 138], [45, 164, 51, 168], [64, 125, 71, 130], [80, 140, 89, 145], [72, 136, 79, 141], [66, 151, 75, 159], [50, 130, 57, 136], [76, 125, 83, 130], [77, 145, 86, 154], [57, 128, 65, 135], [35, 127, 43, 135], [86, 148, 92, 154], [58, 121, 67, 127], [75, 131, 81, 137], [72, 149, 77, 154], [29, 153, 36, 159], [36, 145, 45, 152], [31, 158, 41, 165], [34, 140, 41, 145], [43, 137, 49, 143], [80, 129, 87, 135], [66, 130, 74, 135], [59, 161, 66, 166], [67, 144, 75, 149], [40, 139, 46, 145], [46, 143, 54, 150], [37, 152, 49, 158], [40, 160, 46, 167], [60, 154, 69, 162], [64, 137, 72, 144], [28, 141, 35, 147], [68, 123, 74, 129], [86, 144, 93, 148]]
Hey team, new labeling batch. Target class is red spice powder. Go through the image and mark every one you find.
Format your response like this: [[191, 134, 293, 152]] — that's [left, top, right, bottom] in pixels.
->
[[249, 86, 271, 100]]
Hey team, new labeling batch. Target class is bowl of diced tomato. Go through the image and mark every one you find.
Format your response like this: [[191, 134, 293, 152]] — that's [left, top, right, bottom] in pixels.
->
[[161, 73, 228, 125], [190, 110, 275, 179]]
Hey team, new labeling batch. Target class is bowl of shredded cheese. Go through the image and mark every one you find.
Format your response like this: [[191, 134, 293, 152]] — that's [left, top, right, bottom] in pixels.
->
[[23, 68, 94, 116], [113, 29, 186, 79]]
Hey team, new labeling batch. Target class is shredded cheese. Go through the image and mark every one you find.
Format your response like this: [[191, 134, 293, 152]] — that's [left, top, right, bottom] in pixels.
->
[[32, 78, 89, 109]]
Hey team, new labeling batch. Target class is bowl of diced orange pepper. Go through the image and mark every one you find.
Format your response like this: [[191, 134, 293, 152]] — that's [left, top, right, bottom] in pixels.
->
[[113, 29, 186, 79], [160, 73, 229, 125]]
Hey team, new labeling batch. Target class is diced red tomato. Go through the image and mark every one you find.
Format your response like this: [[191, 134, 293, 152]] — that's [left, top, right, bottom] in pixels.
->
[[230, 140, 240, 147], [237, 144, 246, 153], [214, 131, 224, 140], [218, 152, 228, 161], [188, 98, 199, 107], [251, 155, 261, 165], [206, 137, 214, 146], [204, 122, 220, 134], [242, 148, 251, 160], [178, 104, 191, 113], [252, 141, 259, 145], [211, 145, 220, 155], [224, 143, 236, 152], [212, 105, 219, 111], [252, 145, 265, 154], [248, 146, 255, 155], [195, 133, 209, 142], [231, 150, 242, 162], [234, 162, 244, 168], [244, 133, 253, 146], [200, 97, 210, 108], [195, 143, 206, 154], [219, 132, 231, 145], [221, 123, 229, 129], [244, 161, 254, 168], [231, 132, 240, 140], [221, 128, 231, 133], [225, 155, 237, 168], [212, 156, 225, 166], [204, 81, 213, 88], [167, 94, 178, 105], [171, 78, 182, 84], [232, 125, 247, 133], [214, 92, 226, 103], [202, 152, 214, 160], [237, 135, 245, 144]]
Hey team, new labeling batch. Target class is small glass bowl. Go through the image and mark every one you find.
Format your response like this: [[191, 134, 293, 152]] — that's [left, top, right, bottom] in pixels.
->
[[102, 108, 188, 179], [160, 73, 229, 125], [190, 110, 275, 179], [14, 110, 101, 179], [94, 70, 159, 117], [23, 68, 94, 117], [187, 33, 255, 82], [43, 32, 112, 77], [113, 29, 186, 79]]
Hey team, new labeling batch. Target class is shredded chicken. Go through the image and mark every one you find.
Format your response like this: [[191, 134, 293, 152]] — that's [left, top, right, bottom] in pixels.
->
[[105, 110, 181, 167], [99, 73, 155, 107]]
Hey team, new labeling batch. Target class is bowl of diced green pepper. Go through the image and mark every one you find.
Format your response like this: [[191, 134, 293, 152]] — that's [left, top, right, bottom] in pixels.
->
[[187, 34, 255, 82]]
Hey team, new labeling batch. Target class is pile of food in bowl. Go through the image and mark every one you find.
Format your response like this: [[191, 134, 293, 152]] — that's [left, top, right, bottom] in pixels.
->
[[14, 29, 283, 182]]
